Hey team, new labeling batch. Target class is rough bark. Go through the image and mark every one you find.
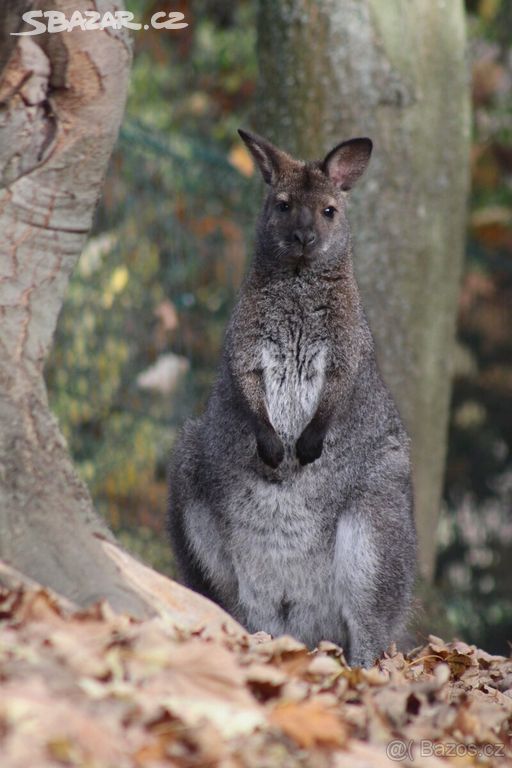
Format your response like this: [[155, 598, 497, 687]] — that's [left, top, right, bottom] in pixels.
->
[[0, 0, 141, 612], [0, 1, 244, 637], [256, 0, 471, 580]]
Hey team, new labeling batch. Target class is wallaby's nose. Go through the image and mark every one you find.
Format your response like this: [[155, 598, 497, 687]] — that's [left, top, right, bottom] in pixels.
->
[[293, 230, 316, 247]]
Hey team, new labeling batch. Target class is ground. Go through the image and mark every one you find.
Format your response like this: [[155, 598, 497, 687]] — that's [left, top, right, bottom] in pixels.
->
[[0, 583, 511, 767]]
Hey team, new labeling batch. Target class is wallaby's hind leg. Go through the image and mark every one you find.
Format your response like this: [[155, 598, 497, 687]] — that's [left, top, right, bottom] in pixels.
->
[[167, 448, 239, 615], [334, 490, 415, 667], [167, 498, 224, 605], [343, 609, 397, 668]]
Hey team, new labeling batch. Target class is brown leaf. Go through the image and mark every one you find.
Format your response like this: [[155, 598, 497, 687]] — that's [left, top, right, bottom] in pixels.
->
[[472, 48, 509, 106], [253, 635, 312, 677], [307, 654, 343, 678], [244, 664, 287, 701], [270, 700, 347, 748], [470, 206, 512, 249]]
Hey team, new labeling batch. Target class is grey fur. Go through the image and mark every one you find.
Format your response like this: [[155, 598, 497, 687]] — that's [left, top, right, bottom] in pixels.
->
[[167, 130, 417, 667]]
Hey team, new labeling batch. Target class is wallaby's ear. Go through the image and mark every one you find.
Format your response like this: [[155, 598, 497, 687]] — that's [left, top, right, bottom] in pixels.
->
[[322, 138, 373, 191], [238, 129, 290, 185]]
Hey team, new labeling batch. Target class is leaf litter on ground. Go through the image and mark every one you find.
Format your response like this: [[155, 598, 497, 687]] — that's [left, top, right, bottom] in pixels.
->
[[0, 585, 511, 767]]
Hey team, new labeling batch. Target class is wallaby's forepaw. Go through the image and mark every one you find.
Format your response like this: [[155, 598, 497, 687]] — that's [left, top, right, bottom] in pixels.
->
[[296, 425, 324, 466], [256, 430, 284, 468]]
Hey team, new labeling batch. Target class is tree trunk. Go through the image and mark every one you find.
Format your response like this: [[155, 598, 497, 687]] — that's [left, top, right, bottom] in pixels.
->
[[0, 1, 244, 637], [256, 0, 471, 580]]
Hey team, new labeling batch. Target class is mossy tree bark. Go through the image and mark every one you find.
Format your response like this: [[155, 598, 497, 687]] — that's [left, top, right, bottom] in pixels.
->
[[256, 0, 471, 580], [0, 0, 243, 635]]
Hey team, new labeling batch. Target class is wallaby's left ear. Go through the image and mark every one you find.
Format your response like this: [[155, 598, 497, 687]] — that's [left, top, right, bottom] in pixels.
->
[[322, 138, 373, 191]]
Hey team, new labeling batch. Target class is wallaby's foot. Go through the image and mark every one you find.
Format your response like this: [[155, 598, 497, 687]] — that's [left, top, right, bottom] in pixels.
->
[[256, 427, 285, 468], [296, 423, 324, 465]]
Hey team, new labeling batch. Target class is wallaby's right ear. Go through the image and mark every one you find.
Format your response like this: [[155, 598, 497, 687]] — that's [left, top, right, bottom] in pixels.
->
[[238, 129, 289, 185]]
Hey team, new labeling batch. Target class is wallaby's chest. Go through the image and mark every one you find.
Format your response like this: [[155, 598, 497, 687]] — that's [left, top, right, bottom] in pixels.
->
[[261, 318, 327, 440]]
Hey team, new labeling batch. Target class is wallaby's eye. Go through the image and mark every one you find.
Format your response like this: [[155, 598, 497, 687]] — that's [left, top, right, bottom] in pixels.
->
[[276, 200, 290, 212], [323, 206, 336, 219]]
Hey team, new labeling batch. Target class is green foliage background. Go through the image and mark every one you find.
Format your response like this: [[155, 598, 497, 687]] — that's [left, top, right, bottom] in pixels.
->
[[45, 0, 512, 652]]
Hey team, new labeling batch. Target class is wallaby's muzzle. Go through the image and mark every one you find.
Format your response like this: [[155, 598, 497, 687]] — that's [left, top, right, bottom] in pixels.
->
[[293, 229, 316, 248]]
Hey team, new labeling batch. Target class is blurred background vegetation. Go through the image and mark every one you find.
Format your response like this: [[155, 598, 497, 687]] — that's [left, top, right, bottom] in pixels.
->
[[45, 0, 511, 653]]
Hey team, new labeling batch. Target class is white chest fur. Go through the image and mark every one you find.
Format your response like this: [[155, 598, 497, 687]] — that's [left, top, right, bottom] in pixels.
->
[[262, 340, 326, 440]]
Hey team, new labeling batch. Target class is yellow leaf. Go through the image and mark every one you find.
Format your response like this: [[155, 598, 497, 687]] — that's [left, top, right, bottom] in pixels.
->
[[110, 266, 129, 295], [229, 144, 254, 177], [478, 0, 501, 21]]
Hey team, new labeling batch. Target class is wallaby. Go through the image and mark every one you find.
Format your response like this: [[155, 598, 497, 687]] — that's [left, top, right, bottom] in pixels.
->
[[167, 129, 417, 667]]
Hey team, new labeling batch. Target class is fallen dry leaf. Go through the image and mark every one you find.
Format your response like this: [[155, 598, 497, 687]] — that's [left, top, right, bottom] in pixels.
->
[[270, 699, 347, 749], [1, 584, 512, 767]]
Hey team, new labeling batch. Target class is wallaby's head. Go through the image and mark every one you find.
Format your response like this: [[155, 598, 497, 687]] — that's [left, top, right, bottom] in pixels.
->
[[238, 129, 372, 272]]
